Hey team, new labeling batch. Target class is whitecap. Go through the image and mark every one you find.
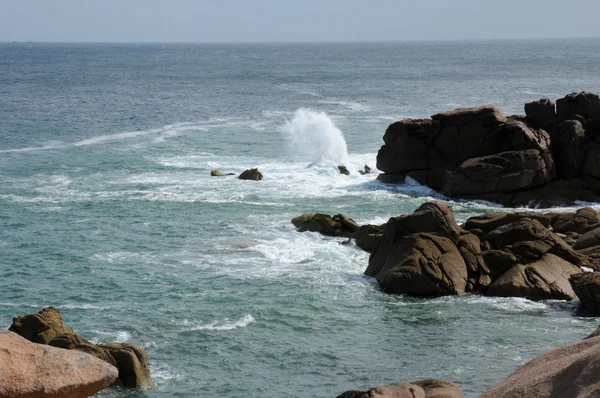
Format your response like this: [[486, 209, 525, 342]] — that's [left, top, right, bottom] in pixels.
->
[[184, 314, 255, 331]]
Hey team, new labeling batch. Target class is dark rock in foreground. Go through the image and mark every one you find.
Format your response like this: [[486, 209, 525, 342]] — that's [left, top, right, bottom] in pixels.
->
[[335, 379, 463, 398], [376, 92, 600, 207], [0, 331, 118, 398], [9, 307, 153, 389], [238, 168, 263, 180], [480, 335, 600, 398]]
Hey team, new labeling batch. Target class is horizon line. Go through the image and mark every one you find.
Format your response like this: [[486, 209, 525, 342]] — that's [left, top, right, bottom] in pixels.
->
[[2, 36, 600, 45]]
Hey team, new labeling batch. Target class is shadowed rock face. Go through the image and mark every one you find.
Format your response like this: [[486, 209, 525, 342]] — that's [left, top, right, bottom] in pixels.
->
[[0, 331, 118, 398], [292, 201, 600, 302], [570, 272, 600, 315], [9, 307, 153, 389], [366, 202, 586, 299], [376, 92, 600, 207], [335, 379, 464, 398]]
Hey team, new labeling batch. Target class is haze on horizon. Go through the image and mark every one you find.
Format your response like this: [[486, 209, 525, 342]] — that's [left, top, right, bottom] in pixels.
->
[[1, 0, 600, 43]]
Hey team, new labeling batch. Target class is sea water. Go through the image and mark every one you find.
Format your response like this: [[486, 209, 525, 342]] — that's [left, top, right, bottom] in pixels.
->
[[2, 40, 600, 397]]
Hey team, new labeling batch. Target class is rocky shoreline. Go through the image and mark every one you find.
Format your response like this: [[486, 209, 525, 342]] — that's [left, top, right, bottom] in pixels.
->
[[376, 92, 600, 207], [294, 200, 600, 396]]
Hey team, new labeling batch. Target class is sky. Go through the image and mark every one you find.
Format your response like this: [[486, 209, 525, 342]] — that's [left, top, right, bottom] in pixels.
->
[[1, 0, 600, 43]]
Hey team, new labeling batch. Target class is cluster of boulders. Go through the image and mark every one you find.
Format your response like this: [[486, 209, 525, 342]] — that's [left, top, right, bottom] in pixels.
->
[[376, 92, 600, 207], [2, 307, 152, 395], [292, 201, 600, 310], [336, 327, 600, 397]]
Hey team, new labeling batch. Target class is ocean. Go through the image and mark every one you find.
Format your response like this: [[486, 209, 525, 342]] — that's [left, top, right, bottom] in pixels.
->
[[2, 39, 600, 397]]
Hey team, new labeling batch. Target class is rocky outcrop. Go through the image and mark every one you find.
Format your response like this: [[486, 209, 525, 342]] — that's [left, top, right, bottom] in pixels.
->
[[480, 334, 600, 398], [0, 331, 118, 398], [238, 168, 263, 180], [335, 379, 463, 398], [9, 307, 153, 389], [292, 202, 600, 300], [366, 202, 585, 298], [376, 92, 600, 207]]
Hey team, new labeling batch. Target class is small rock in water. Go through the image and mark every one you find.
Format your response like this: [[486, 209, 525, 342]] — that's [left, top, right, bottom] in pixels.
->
[[358, 164, 372, 175], [211, 170, 235, 176], [338, 165, 350, 175], [238, 168, 263, 180]]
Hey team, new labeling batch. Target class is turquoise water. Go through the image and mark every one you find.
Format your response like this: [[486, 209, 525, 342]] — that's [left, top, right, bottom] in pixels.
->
[[2, 40, 600, 397]]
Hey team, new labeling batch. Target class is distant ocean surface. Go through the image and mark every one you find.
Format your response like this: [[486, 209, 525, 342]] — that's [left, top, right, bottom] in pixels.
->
[[2, 39, 600, 397]]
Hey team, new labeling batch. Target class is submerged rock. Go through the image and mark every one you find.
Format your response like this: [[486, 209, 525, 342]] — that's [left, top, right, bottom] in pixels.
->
[[210, 169, 235, 176], [480, 334, 600, 398], [336, 379, 463, 398], [0, 331, 118, 398], [9, 307, 153, 389], [238, 168, 263, 180], [376, 92, 600, 207]]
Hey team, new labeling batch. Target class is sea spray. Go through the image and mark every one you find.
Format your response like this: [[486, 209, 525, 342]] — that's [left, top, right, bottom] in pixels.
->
[[281, 108, 350, 169]]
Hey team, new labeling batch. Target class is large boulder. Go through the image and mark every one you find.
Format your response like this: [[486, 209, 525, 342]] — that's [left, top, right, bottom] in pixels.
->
[[464, 211, 551, 236], [485, 253, 581, 300], [0, 331, 118, 398], [9, 307, 153, 389], [570, 272, 600, 315], [481, 218, 584, 266], [238, 168, 263, 180], [480, 334, 600, 398], [367, 232, 468, 296], [551, 207, 600, 235], [366, 201, 463, 279], [335, 379, 463, 398], [375, 93, 600, 207], [556, 92, 600, 122], [99, 343, 152, 389], [442, 149, 553, 196]]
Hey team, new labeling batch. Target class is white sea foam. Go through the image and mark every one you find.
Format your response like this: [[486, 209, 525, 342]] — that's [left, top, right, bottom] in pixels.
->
[[184, 314, 255, 331], [281, 108, 349, 168], [87, 330, 132, 345]]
